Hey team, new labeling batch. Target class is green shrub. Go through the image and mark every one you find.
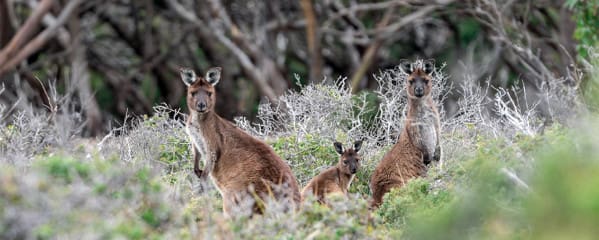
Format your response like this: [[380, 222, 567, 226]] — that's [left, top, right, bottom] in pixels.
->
[[523, 120, 599, 239], [269, 134, 340, 185], [565, 0, 599, 58], [0, 154, 190, 239], [377, 178, 454, 231], [36, 156, 91, 183]]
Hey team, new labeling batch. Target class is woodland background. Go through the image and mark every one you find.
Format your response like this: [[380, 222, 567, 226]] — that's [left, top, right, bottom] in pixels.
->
[[0, 0, 593, 135]]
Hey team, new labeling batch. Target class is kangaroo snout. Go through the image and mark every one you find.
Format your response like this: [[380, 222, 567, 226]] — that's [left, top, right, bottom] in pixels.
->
[[414, 86, 424, 97], [197, 102, 207, 112], [350, 167, 357, 174]]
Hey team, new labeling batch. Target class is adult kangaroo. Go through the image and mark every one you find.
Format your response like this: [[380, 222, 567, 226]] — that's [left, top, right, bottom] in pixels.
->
[[301, 141, 362, 205], [181, 67, 300, 216], [370, 60, 442, 209]]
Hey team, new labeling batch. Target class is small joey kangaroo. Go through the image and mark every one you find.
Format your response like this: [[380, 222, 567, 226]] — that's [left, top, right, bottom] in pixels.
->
[[301, 140, 363, 204]]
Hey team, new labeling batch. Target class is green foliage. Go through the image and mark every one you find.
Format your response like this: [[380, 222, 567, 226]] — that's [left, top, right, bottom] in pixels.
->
[[566, 0, 599, 58], [269, 132, 381, 196], [287, 57, 309, 87], [523, 121, 599, 239], [36, 156, 91, 183], [296, 197, 374, 239], [374, 122, 599, 240], [583, 48, 599, 110], [142, 114, 191, 170], [141, 74, 160, 104], [90, 71, 114, 110], [0, 154, 189, 239], [457, 18, 481, 46], [269, 134, 339, 185], [376, 178, 454, 230]]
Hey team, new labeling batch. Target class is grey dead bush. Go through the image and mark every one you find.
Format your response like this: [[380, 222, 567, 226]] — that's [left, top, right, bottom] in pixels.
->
[[0, 91, 85, 167]]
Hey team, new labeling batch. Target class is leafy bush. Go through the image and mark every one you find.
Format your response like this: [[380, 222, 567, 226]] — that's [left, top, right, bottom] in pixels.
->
[[565, 0, 599, 58], [0, 155, 192, 239]]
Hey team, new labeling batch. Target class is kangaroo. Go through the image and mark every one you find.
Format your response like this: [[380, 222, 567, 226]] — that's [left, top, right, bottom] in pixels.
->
[[369, 60, 442, 209], [181, 67, 301, 216], [301, 141, 363, 204]]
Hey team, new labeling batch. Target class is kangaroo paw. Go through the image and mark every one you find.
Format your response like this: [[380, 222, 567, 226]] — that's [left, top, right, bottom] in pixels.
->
[[194, 167, 203, 179], [199, 170, 211, 180], [423, 153, 432, 165]]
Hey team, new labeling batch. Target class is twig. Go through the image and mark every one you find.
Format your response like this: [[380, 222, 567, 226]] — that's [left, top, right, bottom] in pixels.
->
[[168, 0, 281, 102], [27, 0, 71, 47], [349, 9, 394, 93], [0, 0, 82, 76], [300, 0, 323, 83], [500, 167, 531, 191], [0, 0, 54, 67]]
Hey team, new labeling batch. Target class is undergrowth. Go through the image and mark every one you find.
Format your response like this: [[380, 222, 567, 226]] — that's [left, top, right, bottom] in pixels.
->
[[1, 57, 597, 239]]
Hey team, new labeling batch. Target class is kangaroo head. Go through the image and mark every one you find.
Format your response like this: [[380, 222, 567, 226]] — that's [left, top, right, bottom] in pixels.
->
[[400, 59, 434, 99], [180, 67, 221, 114], [333, 140, 363, 175]]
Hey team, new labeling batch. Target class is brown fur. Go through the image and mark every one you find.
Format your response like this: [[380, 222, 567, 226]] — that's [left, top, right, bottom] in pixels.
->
[[181, 67, 300, 216], [301, 141, 362, 204], [369, 61, 441, 209]]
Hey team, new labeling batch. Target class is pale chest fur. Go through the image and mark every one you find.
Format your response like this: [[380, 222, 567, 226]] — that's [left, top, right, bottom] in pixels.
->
[[186, 126, 209, 164], [186, 115, 217, 171], [406, 101, 438, 158], [334, 169, 355, 195], [186, 121, 223, 194], [343, 175, 355, 193]]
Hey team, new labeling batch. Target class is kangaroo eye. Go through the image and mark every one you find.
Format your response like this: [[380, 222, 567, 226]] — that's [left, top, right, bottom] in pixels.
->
[[343, 160, 348, 165], [409, 80, 414, 85], [207, 92, 213, 97]]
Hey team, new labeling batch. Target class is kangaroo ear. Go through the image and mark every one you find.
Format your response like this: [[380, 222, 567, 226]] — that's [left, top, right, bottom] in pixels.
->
[[206, 67, 221, 86], [423, 59, 435, 75], [180, 68, 197, 86], [353, 140, 363, 152], [333, 142, 343, 155], [399, 59, 413, 75]]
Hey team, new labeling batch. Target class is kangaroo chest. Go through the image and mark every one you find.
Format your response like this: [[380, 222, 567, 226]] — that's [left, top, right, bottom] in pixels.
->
[[186, 117, 225, 195], [186, 123, 215, 167], [343, 175, 355, 193], [334, 168, 354, 194], [406, 103, 438, 157]]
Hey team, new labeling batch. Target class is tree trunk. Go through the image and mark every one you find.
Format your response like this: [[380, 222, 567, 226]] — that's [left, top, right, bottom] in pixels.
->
[[69, 4, 102, 136]]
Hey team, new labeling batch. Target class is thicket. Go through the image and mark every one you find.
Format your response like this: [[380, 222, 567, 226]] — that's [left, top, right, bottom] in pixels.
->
[[2, 53, 597, 239]]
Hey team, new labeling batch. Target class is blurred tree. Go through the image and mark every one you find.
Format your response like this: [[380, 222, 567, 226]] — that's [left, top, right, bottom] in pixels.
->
[[0, 0, 581, 136]]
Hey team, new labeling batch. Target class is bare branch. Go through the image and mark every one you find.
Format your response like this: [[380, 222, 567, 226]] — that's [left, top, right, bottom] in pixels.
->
[[168, 0, 284, 102], [349, 9, 394, 93], [0, 0, 54, 67], [27, 0, 70, 47], [0, 0, 82, 76], [501, 167, 531, 191], [300, 0, 323, 83]]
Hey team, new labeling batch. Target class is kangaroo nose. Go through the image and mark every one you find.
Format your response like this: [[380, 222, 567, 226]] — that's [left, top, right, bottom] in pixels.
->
[[415, 87, 424, 97], [350, 168, 357, 174], [197, 102, 207, 111]]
